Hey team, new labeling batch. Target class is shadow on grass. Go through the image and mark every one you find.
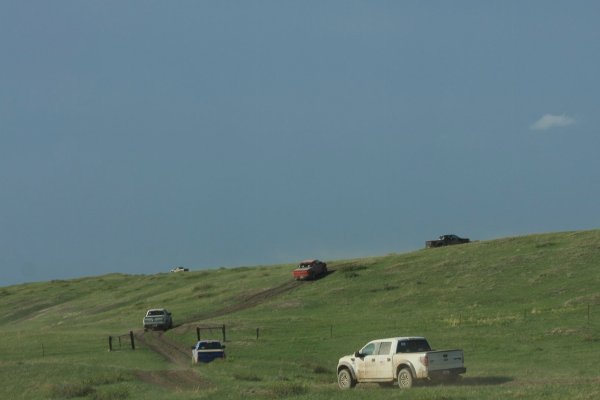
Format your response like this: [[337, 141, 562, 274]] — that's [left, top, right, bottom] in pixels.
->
[[461, 376, 513, 386], [322, 269, 337, 278], [428, 376, 513, 387], [365, 376, 513, 390]]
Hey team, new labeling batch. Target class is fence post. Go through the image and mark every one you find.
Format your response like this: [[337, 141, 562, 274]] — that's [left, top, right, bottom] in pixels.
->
[[42, 343, 45, 357], [222, 324, 226, 342], [108, 336, 113, 352], [130, 331, 135, 350], [256, 328, 260, 340], [197, 327, 200, 341]]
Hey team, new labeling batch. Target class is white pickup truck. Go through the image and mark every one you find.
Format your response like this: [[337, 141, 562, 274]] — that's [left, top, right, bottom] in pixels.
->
[[337, 337, 466, 389], [143, 308, 173, 331]]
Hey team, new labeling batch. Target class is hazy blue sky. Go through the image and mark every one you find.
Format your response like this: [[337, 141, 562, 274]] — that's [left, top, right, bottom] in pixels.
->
[[2, 1, 599, 286]]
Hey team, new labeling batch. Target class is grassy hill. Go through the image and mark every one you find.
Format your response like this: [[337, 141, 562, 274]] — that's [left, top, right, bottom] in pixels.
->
[[1, 230, 599, 400]]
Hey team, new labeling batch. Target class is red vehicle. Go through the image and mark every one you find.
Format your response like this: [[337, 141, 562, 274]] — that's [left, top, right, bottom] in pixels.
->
[[293, 259, 328, 280]]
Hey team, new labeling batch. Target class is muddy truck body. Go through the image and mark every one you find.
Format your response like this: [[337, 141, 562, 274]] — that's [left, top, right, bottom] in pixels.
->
[[337, 337, 466, 389]]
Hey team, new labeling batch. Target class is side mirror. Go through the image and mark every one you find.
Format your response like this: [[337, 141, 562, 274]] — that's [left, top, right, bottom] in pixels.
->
[[354, 351, 363, 358], [221, 345, 226, 349]]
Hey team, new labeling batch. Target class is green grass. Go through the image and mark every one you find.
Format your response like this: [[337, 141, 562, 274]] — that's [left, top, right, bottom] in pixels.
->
[[1, 230, 599, 399]]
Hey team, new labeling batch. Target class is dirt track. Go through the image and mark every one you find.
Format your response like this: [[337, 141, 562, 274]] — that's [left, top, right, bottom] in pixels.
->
[[133, 279, 304, 390], [134, 370, 211, 391], [182, 279, 302, 323], [136, 331, 191, 367]]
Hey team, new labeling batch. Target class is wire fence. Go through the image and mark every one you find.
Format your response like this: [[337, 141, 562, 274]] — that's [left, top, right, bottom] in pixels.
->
[[1, 304, 596, 360], [201, 303, 599, 343], [108, 331, 135, 351]]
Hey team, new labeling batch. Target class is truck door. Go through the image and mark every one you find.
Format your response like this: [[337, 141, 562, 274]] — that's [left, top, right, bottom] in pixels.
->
[[356, 342, 377, 380], [363, 342, 393, 380], [374, 341, 394, 379]]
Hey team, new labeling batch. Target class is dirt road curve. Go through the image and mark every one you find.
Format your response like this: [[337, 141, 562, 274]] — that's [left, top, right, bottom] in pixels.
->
[[182, 279, 302, 323], [136, 331, 191, 367], [133, 331, 210, 390], [134, 370, 211, 391], [134, 279, 303, 390]]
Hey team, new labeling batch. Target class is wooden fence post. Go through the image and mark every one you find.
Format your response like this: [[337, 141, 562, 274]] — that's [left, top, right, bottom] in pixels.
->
[[108, 336, 113, 352], [130, 331, 135, 350], [222, 324, 226, 342], [197, 327, 201, 341], [256, 328, 260, 340]]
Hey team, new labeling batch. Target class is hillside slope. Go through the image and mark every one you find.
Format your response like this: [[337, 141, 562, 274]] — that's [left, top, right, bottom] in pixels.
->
[[1, 230, 599, 400]]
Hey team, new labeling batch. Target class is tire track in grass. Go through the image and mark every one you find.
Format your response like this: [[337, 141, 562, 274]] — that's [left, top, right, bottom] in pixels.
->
[[134, 279, 306, 391], [133, 331, 210, 391], [134, 370, 211, 391], [182, 279, 302, 323], [136, 331, 191, 367]]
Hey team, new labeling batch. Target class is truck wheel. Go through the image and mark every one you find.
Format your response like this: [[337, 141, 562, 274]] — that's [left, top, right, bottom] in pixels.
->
[[397, 368, 413, 389], [337, 368, 356, 390]]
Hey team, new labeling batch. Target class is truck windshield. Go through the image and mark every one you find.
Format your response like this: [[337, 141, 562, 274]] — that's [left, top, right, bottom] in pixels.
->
[[396, 339, 431, 353]]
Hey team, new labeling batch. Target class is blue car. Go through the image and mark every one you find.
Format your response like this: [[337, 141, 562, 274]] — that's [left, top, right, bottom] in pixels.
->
[[192, 340, 226, 363]]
